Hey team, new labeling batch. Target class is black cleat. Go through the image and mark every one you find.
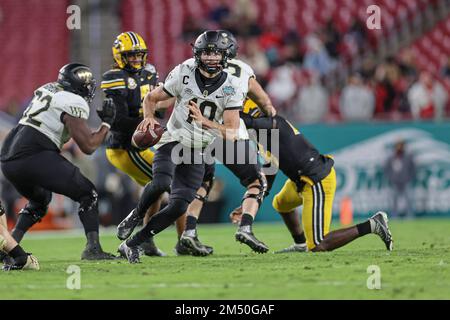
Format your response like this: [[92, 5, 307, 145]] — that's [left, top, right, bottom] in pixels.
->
[[81, 247, 118, 260], [139, 238, 166, 257], [118, 241, 140, 264], [3, 254, 40, 271], [180, 231, 213, 256], [235, 226, 269, 253], [117, 209, 142, 240], [370, 211, 394, 251], [174, 240, 192, 256]]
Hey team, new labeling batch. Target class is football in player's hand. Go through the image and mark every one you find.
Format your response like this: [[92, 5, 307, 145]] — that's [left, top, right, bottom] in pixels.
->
[[131, 122, 164, 149]]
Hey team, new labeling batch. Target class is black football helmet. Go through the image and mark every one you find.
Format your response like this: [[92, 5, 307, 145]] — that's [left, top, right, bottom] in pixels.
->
[[218, 30, 238, 59], [57, 63, 96, 103], [193, 30, 231, 74]]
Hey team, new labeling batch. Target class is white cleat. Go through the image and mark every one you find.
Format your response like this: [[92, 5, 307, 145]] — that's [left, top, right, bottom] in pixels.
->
[[370, 211, 394, 251], [275, 243, 308, 254]]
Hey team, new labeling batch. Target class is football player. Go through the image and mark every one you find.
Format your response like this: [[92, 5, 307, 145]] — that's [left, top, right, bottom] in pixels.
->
[[102, 31, 173, 256], [0, 63, 117, 260], [177, 30, 277, 255], [118, 30, 268, 263], [0, 201, 39, 270], [241, 113, 394, 253], [176, 31, 393, 254]]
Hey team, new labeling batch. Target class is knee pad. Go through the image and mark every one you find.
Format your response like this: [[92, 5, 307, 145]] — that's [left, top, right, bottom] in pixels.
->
[[241, 172, 267, 207], [78, 189, 99, 216], [20, 199, 50, 224], [195, 169, 215, 203]]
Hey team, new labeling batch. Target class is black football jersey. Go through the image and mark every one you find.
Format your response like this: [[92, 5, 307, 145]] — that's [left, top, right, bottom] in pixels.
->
[[101, 64, 158, 149], [241, 113, 334, 186]]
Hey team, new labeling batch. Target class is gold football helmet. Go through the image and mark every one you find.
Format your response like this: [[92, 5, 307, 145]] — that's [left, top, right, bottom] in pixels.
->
[[112, 31, 148, 72]]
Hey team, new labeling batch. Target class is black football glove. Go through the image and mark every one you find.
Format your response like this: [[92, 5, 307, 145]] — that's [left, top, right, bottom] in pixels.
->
[[97, 98, 116, 126]]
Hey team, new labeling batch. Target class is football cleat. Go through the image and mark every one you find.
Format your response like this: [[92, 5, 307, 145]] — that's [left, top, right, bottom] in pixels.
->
[[117, 208, 142, 240], [139, 238, 166, 257], [3, 254, 40, 271], [174, 240, 192, 256], [180, 231, 213, 257], [235, 226, 269, 254], [370, 211, 394, 251], [118, 241, 140, 264], [81, 247, 118, 260], [275, 243, 308, 254]]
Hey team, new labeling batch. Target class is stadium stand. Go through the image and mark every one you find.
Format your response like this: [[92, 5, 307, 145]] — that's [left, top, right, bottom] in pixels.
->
[[0, 0, 69, 110]]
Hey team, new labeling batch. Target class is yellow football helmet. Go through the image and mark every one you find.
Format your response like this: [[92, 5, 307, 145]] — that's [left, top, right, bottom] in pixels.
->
[[112, 31, 148, 72]]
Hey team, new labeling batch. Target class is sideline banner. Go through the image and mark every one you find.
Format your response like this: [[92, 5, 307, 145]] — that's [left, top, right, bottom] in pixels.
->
[[215, 121, 450, 221]]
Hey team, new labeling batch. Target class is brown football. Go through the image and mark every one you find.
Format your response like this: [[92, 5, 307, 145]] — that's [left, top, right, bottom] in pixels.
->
[[131, 122, 164, 149]]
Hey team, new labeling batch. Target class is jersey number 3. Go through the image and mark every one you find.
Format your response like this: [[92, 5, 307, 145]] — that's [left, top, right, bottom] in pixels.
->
[[186, 98, 217, 124]]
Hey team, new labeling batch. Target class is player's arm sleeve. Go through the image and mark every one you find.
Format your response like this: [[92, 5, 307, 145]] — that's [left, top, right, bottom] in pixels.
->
[[241, 112, 275, 131], [101, 71, 141, 132], [162, 64, 182, 97], [106, 92, 141, 132]]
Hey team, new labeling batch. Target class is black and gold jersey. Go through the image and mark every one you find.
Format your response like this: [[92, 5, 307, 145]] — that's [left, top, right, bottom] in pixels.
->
[[242, 113, 334, 186], [101, 64, 158, 149]]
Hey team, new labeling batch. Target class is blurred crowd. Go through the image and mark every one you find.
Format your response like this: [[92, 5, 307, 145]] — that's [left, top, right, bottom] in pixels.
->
[[182, 0, 449, 123], [1, 0, 449, 228]]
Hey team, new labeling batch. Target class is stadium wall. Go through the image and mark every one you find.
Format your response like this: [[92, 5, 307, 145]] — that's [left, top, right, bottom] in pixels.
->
[[215, 121, 450, 222]]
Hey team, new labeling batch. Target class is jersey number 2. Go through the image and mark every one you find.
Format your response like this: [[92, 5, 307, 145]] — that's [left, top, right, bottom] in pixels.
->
[[23, 90, 52, 127], [186, 98, 217, 124]]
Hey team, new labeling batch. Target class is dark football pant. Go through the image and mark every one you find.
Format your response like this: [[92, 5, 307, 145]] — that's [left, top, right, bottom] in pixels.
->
[[128, 142, 205, 246], [205, 139, 263, 188], [1, 150, 99, 234]]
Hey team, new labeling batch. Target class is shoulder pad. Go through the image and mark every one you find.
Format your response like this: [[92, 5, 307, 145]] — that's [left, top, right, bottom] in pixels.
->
[[102, 69, 127, 81], [101, 69, 127, 91], [144, 63, 157, 74]]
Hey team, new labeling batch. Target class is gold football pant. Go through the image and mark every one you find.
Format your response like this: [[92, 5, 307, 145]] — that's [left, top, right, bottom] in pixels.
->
[[105, 148, 154, 187], [272, 168, 336, 250]]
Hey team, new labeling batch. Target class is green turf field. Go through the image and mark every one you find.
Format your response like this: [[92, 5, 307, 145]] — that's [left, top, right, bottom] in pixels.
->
[[1, 219, 449, 300]]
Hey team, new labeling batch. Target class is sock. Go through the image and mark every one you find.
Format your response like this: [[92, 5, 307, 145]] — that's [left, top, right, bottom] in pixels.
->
[[12, 214, 37, 242], [356, 220, 372, 236], [185, 215, 198, 231], [9, 245, 28, 267], [79, 201, 100, 235], [85, 231, 102, 250], [293, 233, 306, 244], [239, 213, 254, 227], [126, 231, 148, 247], [9, 245, 27, 259]]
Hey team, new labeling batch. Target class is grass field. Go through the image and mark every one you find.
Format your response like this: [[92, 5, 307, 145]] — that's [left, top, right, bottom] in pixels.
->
[[1, 219, 449, 300]]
